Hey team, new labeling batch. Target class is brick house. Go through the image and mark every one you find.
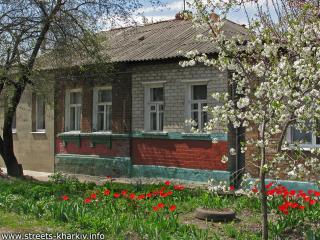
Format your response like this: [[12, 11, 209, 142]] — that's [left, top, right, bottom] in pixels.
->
[[53, 18, 249, 182], [0, 17, 249, 183]]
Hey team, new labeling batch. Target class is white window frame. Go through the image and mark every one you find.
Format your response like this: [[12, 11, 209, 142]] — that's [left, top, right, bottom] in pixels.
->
[[185, 82, 208, 131], [286, 126, 320, 148], [65, 89, 82, 132], [143, 82, 165, 132], [35, 95, 45, 133], [92, 86, 112, 132]]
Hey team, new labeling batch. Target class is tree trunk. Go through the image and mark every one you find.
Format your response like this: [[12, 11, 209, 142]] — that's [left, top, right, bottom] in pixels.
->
[[259, 120, 268, 240], [3, 152, 23, 177], [1, 83, 26, 177], [260, 170, 268, 240]]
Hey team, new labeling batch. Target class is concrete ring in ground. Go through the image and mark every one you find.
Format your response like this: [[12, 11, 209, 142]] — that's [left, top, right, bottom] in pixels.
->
[[194, 208, 236, 222]]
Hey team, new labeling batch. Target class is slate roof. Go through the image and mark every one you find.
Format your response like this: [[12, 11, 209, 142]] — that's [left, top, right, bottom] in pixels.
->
[[36, 18, 247, 69], [100, 19, 247, 62]]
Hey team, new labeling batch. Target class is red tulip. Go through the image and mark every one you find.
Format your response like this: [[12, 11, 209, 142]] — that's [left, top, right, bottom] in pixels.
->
[[121, 190, 128, 196], [129, 193, 136, 200], [308, 189, 314, 195], [266, 182, 273, 189], [309, 199, 317, 205], [104, 189, 111, 196], [164, 181, 171, 186], [152, 206, 159, 212], [84, 198, 91, 204], [90, 193, 97, 200], [157, 203, 165, 208], [169, 205, 177, 212], [137, 194, 145, 200], [113, 193, 121, 198], [174, 185, 185, 191], [62, 195, 69, 201], [229, 186, 235, 191]]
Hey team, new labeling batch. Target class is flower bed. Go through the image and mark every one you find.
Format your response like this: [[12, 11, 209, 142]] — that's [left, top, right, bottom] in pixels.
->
[[0, 175, 318, 239]]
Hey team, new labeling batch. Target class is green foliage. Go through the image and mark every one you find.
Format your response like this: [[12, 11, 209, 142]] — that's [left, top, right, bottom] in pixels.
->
[[0, 178, 318, 239]]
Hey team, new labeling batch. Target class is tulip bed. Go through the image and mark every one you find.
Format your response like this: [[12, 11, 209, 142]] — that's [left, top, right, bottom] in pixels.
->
[[0, 175, 319, 239]]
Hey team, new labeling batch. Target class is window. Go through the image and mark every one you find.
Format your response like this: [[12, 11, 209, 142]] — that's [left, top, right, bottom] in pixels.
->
[[12, 112, 16, 133], [35, 95, 45, 132], [190, 85, 207, 130], [65, 89, 82, 131], [287, 126, 320, 147], [93, 87, 112, 131], [145, 87, 164, 131]]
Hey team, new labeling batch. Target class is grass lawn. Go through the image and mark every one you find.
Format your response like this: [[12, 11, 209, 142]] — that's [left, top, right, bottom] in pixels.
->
[[0, 174, 318, 240], [0, 209, 68, 233]]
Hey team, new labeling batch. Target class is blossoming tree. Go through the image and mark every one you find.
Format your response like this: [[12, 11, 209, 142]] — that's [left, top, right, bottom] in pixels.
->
[[183, 0, 320, 239]]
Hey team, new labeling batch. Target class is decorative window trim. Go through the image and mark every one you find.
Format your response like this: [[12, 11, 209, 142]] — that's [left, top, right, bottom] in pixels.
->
[[92, 86, 112, 132], [142, 81, 167, 86], [64, 88, 82, 132], [185, 83, 208, 131], [144, 83, 165, 131], [181, 79, 209, 84]]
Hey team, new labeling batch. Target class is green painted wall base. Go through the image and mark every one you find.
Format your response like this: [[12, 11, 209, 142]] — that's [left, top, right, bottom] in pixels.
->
[[55, 154, 131, 177], [131, 165, 230, 183], [244, 178, 319, 192], [55, 154, 231, 183]]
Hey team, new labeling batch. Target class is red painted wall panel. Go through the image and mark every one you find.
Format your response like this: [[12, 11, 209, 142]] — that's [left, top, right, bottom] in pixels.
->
[[56, 138, 130, 157], [132, 139, 228, 170]]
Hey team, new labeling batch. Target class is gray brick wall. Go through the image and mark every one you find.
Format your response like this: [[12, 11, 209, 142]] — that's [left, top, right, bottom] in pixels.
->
[[131, 62, 228, 132]]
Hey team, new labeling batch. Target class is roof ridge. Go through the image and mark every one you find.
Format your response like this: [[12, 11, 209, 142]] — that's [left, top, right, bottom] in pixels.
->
[[105, 18, 182, 32]]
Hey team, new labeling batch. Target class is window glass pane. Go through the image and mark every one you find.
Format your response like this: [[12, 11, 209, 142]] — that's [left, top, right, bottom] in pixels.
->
[[12, 112, 16, 129], [98, 105, 104, 113], [70, 92, 81, 104], [292, 127, 312, 144], [70, 107, 76, 130], [150, 88, 163, 102], [70, 106, 81, 131], [316, 136, 320, 145], [201, 103, 207, 109], [98, 89, 112, 103], [150, 112, 157, 130], [107, 105, 112, 131], [159, 104, 164, 111], [201, 111, 208, 129], [192, 111, 199, 128], [192, 103, 198, 110], [150, 105, 156, 111], [192, 85, 207, 100], [97, 112, 104, 131], [36, 96, 45, 130], [159, 112, 164, 131], [75, 106, 81, 130]]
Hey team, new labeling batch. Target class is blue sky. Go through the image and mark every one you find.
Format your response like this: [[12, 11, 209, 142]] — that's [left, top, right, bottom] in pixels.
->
[[134, 0, 261, 25]]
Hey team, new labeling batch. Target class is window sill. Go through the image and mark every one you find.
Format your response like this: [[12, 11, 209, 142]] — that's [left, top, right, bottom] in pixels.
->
[[91, 131, 112, 135], [282, 145, 320, 151], [30, 131, 46, 134], [142, 131, 168, 136], [12, 130, 17, 134], [181, 132, 211, 137]]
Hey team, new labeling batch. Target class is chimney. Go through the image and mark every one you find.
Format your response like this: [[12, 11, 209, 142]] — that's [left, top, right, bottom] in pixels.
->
[[210, 12, 220, 22], [175, 10, 193, 20]]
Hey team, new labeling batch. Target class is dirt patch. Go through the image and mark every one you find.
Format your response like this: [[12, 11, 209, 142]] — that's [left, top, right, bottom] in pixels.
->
[[179, 208, 262, 236]]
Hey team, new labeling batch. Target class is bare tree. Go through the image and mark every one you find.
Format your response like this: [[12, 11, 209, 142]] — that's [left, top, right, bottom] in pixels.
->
[[0, 0, 158, 177]]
